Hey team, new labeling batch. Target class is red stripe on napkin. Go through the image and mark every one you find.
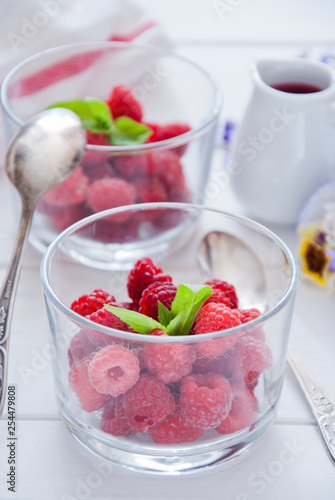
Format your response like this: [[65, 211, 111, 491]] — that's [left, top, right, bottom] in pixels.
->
[[8, 20, 158, 98]]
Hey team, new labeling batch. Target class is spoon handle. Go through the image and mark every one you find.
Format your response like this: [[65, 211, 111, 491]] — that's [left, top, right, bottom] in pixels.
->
[[287, 345, 335, 462], [0, 200, 34, 416]]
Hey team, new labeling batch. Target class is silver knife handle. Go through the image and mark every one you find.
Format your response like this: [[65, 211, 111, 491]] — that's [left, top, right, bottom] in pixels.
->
[[287, 345, 335, 462]]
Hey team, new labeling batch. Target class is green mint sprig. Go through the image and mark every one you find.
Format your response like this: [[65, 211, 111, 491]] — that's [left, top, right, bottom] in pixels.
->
[[47, 98, 152, 146], [104, 284, 212, 336]]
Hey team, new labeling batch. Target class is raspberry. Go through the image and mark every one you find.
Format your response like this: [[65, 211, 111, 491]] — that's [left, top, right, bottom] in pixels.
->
[[148, 151, 184, 189], [192, 354, 230, 377], [135, 176, 168, 204], [93, 218, 139, 244], [67, 330, 94, 367], [229, 380, 258, 414], [227, 335, 273, 387], [100, 397, 133, 436], [86, 178, 136, 222], [237, 308, 265, 342], [215, 411, 257, 435], [88, 344, 140, 396], [194, 302, 242, 358], [150, 123, 191, 143], [43, 166, 89, 206], [86, 130, 109, 146], [205, 279, 238, 309], [216, 380, 258, 435], [149, 407, 203, 444], [180, 372, 232, 429], [142, 331, 197, 383], [139, 281, 177, 320], [82, 160, 117, 183], [122, 374, 175, 432], [71, 289, 115, 317], [49, 203, 89, 232], [106, 85, 143, 122], [114, 154, 149, 179], [100, 397, 134, 437], [68, 356, 109, 412], [203, 289, 232, 308], [237, 308, 261, 323], [127, 257, 172, 303], [89, 302, 130, 332], [146, 122, 191, 156]]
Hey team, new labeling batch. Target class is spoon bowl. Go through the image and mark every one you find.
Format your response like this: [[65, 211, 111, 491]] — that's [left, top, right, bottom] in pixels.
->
[[5, 108, 86, 200], [0, 108, 86, 415], [197, 230, 267, 311]]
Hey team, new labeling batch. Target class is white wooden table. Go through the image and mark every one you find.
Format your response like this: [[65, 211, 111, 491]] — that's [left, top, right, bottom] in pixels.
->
[[0, 1, 335, 498]]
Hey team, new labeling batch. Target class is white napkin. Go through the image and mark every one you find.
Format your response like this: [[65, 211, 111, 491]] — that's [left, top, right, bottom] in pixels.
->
[[0, 0, 172, 164]]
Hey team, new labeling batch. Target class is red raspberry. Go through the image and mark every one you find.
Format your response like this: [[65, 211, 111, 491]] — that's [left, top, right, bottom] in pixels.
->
[[49, 203, 90, 232], [82, 160, 117, 183], [67, 330, 94, 367], [71, 289, 115, 317], [93, 218, 139, 244], [148, 151, 185, 189], [68, 356, 109, 412], [227, 335, 273, 387], [216, 410, 258, 435], [216, 380, 258, 435], [146, 122, 191, 156], [86, 130, 109, 146], [192, 354, 230, 377], [150, 123, 191, 142], [139, 281, 177, 320], [86, 178, 136, 222], [229, 380, 258, 414], [100, 397, 134, 437], [43, 166, 90, 206], [142, 330, 197, 383], [89, 302, 130, 332], [205, 279, 238, 309], [127, 257, 172, 303], [106, 85, 143, 122], [180, 372, 232, 429], [149, 407, 203, 444], [135, 176, 168, 204], [236, 308, 265, 342], [114, 154, 149, 179], [237, 308, 261, 323], [203, 289, 232, 308], [194, 302, 242, 358], [122, 374, 175, 432], [88, 344, 140, 396], [145, 122, 160, 142]]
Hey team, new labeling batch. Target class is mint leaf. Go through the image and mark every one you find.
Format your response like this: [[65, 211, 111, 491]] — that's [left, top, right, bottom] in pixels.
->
[[170, 284, 212, 336], [109, 116, 152, 145], [157, 302, 173, 327], [179, 285, 212, 336], [104, 304, 165, 335], [104, 284, 211, 337], [48, 98, 113, 133], [170, 284, 194, 319], [166, 311, 184, 336]]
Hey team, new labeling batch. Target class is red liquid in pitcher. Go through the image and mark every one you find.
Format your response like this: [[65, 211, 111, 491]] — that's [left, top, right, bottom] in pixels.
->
[[270, 82, 323, 94]]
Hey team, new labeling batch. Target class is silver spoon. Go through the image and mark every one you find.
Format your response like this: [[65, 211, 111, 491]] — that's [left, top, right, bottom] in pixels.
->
[[198, 230, 335, 463], [0, 108, 86, 415]]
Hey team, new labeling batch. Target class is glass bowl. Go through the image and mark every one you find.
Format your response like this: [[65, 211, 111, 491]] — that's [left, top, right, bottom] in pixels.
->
[[1, 41, 221, 253], [40, 203, 298, 474]]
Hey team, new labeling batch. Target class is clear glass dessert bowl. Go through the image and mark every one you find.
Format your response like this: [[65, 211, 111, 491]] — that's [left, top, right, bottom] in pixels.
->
[[1, 41, 222, 252], [40, 203, 298, 474]]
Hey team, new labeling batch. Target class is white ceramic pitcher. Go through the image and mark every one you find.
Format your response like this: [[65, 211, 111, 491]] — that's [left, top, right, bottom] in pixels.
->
[[230, 58, 335, 225]]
